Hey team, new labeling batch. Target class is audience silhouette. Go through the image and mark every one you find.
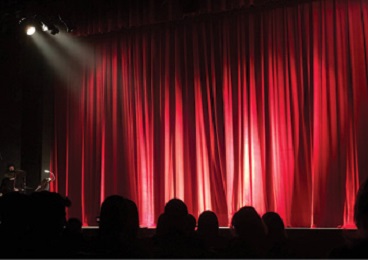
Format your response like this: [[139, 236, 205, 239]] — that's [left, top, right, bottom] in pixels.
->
[[185, 213, 197, 235], [26, 191, 71, 257], [196, 210, 229, 257], [96, 195, 148, 258], [151, 198, 205, 258], [262, 211, 295, 258], [0, 192, 30, 258], [226, 206, 267, 258], [1, 183, 368, 258], [62, 217, 86, 257]]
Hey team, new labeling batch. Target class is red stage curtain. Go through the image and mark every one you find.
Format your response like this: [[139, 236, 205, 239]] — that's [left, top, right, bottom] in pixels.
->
[[51, 0, 368, 227]]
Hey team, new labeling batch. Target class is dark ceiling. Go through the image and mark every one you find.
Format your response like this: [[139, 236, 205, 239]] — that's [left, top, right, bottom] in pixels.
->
[[0, 0, 313, 37]]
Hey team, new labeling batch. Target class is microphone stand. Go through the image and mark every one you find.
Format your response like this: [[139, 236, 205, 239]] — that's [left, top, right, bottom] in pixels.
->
[[35, 170, 55, 192]]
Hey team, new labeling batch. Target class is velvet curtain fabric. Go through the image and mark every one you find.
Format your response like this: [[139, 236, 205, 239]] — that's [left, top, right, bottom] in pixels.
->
[[51, 0, 368, 227]]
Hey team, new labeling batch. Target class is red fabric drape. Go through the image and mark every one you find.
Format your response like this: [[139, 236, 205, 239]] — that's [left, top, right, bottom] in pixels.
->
[[50, 0, 368, 227]]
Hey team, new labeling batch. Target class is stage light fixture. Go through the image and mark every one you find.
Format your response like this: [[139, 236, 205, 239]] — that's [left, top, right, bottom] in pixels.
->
[[42, 23, 48, 31], [19, 17, 37, 35], [39, 16, 59, 35], [26, 26, 36, 35], [49, 24, 59, 35], [19, 15, 62, 36]]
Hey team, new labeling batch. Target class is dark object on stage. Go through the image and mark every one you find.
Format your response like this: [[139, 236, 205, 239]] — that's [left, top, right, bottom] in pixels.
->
[[0, 170, 26, 195], [35, 178, 52, 192], [35, 171, 55, 192]]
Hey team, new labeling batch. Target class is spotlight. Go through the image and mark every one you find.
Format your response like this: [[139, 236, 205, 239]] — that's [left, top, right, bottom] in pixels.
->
[[40, 22, 59, 35], [36, 15, 58, 35], [19, 17, 38, 35], [26, 26, 36, 35], [41, 23, 48, 31], [22, 15, 60, 36]]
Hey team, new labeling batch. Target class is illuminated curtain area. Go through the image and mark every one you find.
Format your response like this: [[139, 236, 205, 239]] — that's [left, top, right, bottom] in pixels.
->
[[50, 0, 368, 227]]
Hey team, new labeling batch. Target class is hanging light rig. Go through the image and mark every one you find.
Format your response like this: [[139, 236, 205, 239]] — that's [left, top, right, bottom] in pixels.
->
[[19, 17, 38, 36], [19, 14, 74, 36]]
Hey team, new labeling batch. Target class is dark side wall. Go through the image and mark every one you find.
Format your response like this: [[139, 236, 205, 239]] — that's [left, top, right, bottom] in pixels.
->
[[0, 28, 51, 191], [0, 36, 22, 174]]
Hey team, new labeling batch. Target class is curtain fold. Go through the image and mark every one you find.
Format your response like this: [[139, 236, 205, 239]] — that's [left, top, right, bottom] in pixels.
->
[[51, 0, 368, 227]]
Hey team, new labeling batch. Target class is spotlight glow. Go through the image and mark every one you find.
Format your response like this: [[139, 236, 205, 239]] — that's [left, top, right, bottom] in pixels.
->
[[42, 24, 48, 31], [26, 26, 36, 35]]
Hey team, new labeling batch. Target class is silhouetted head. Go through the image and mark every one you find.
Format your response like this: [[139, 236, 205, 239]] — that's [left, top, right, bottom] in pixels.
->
[[65, 218, 82, 234], [124, 199, 139, 238], [29, 191, 70, 237], [184, 214, 196, 234], [6, 163, 15, 172], [156, 213, 169, 237], [160, 198, 189, 235], [197, 210, 219, 236], [164, 198, 188, 217], [354, 179, 368, 233], [231, 206, 266, 240], [99, 195, 139, 240], [262, 212, 286, 240]]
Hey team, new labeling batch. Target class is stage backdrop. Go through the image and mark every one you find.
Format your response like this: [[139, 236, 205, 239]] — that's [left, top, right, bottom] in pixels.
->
[[49, 0, 368, 227]]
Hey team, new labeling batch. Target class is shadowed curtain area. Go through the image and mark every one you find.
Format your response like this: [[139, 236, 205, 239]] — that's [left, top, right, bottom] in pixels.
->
[[49, 0, 368, 227]]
